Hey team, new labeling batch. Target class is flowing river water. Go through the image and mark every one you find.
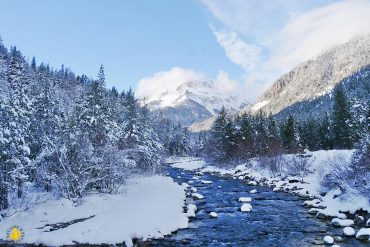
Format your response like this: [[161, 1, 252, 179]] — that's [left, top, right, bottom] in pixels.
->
[[148, 167, 368, 247]]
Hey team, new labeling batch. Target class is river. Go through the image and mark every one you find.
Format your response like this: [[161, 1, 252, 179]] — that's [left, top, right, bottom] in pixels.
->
[[149, 167, 367, 247]]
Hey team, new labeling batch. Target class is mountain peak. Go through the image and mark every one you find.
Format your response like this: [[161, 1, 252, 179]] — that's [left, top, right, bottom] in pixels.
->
[[143, 80, 249, 126]]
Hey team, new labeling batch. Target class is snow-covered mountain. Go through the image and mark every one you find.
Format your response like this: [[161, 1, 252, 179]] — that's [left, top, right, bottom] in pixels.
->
[[249, 34, 370, 115], [144, 81, 249, 126]]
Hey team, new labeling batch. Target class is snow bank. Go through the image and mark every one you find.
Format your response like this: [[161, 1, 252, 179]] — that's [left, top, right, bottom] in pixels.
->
[[186, 204, 197, 218], [0, 176, 188, 246], [166, 157, 206, 171]]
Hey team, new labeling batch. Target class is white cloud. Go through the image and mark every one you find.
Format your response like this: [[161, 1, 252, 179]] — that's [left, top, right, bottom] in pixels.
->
[[212, 28, 261, 71], [213, 70, 238, 94], [202, 0, 370, 101], [136, 67, 205, 100], [136, 67, 242, 101]]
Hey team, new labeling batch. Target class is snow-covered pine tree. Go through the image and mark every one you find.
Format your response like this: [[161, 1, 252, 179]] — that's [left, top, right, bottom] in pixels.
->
[[234, 113, 254, 159], [0, 37, 9, 102], [3, 47, 34, 200], [209, 106, 235, 161]]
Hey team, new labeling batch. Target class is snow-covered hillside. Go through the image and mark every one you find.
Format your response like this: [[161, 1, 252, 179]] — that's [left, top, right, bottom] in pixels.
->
[[249, 34, 370, 115], [144, 81, 249, 126]]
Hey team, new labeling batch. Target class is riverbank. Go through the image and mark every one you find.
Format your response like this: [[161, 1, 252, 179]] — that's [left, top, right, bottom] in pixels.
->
[[152, 164, 367, 246], [0, 176, 188, 247], [165, 151, 370, 244]]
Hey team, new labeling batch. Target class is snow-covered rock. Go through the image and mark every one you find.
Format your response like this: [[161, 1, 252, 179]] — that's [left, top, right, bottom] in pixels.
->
[[303, 199, 321, 207], [367, 218, 370, 227], [308, 208, 321, 215], [249, 189, 257, 194], [209, 212, 218, 218], [240, 203, 253, 212], [239, 197, 252, 203], [181, 182, 189, 188], [331, 218, 354, 227], [186, 204, 197, 218], [201, 180, 212, 184], [356, 228, 370, 240], [323, 235, 334, 244], [248, 181, 257, 186], [190, 187, 198, 193], [343, 227, 356, 237], [217, 185, 222, 189], [191, 193, 204, 200]]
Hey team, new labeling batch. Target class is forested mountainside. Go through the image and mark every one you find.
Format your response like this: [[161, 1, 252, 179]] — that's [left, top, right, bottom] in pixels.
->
[[275, 64, 370, 121], [250, 34, 370, 115], [145, 80, 249, 127], [0, 37, 190, 211]]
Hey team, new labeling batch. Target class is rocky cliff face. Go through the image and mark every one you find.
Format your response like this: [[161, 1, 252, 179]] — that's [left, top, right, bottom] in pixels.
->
[[250, 34, 370, 115]]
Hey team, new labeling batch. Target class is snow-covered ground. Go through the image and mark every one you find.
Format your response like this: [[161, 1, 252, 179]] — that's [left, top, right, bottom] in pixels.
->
[[165, 156, 206, 171], [0, 176, 188, 247]]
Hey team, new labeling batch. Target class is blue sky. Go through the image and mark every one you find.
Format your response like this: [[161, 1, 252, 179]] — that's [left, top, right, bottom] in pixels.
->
[[0, 0, 243, 92], [1, 0, 370, 101]]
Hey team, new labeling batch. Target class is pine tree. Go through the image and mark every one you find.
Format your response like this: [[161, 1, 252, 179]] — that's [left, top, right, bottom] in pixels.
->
[[318, 113, 333, 150], [332, 83, 353, 149], [235, 113, 254, 159], [266, 115, 282, 155], [281, 115, 296, 152], [298, 117, 319, 151], [97, 64, 106, 88], [31, 56, 36, 71], [4, 47, 33, 200], [209, 107, 235, 161], [253, 111, 268, 155]]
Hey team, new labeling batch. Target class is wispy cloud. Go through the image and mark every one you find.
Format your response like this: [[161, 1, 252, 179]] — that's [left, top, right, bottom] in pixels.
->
[[212, 27, 261, 71], [202, 0, 370, 101]]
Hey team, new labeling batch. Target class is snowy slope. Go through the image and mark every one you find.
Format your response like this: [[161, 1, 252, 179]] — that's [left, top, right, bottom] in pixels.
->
[[249, 34, 370, 115], [144, 81, 249, 126], [0, 176, 188, 247]]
